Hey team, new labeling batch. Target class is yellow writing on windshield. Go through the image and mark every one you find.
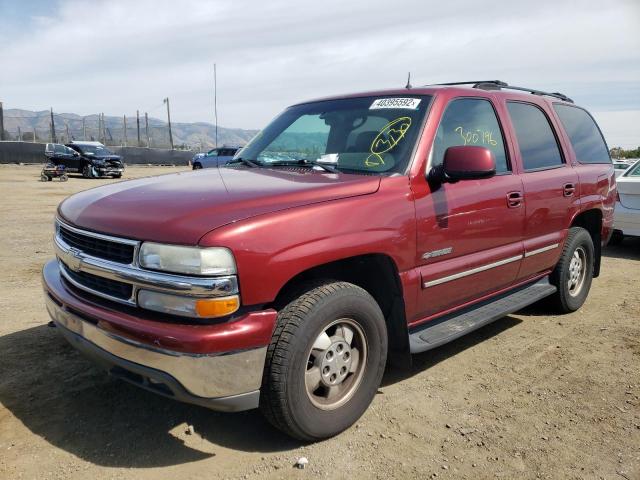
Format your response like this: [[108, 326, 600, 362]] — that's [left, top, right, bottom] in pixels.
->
[[366, 117, 412, 167]]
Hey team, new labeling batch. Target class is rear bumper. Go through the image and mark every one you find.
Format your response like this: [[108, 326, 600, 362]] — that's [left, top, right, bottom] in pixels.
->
[[614, 202, 640, 237], [42, 260, 277, 412]]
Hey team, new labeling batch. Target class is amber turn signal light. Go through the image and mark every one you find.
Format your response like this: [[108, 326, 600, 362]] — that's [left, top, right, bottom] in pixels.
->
[[195, 295, 240, 318]]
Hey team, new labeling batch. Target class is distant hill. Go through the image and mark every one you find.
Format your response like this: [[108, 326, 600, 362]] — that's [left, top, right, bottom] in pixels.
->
[[2, 108, 258, 151]]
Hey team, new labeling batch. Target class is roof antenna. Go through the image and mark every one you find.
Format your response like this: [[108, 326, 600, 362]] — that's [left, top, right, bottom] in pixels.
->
[[405, 72, 412, 89]]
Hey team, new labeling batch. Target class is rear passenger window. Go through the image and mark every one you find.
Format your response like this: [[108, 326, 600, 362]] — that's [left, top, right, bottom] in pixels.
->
[[432, 98, 509, 173], [507, 102, 563, 170], [553, 104, 611, 164]]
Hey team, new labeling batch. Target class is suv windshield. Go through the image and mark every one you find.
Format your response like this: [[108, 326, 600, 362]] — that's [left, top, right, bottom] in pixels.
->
[[77, 145, 113, 156], [235, 95, 432, 174]]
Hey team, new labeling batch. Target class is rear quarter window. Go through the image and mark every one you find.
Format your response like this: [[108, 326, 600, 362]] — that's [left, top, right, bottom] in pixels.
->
[[553, 104, 611, 164]]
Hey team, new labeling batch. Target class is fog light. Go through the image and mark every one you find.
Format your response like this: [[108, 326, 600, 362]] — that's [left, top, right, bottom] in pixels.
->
[[138, 290, 240, 318]]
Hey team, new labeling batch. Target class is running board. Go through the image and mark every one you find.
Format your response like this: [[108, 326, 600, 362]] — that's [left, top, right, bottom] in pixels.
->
[[409, 277, 556, 354]]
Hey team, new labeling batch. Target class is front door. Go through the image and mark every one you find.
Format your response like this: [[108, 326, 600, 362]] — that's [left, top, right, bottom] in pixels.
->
[[413, 97, 525, 322]]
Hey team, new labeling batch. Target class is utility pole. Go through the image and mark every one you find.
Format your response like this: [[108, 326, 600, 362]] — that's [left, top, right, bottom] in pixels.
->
[[98, 114, 102, 143], [33, 126, 36, 143], [163, 97, 173, 150], [0, 101, 4, 141], [65, 123, 71, 142], [214, 63, 218, 148], [136, 110, 141, 147], [123, 115, 127, 146], [17, 126, 21, 141], [102, 113, 106, 144], [145, 112, 150, 148], [82, 117, 86, 140], [50, 107, 56, 143]]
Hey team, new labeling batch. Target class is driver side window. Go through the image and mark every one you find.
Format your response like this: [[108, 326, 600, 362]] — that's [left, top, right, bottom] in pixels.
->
[[432, 98, 509, 173]]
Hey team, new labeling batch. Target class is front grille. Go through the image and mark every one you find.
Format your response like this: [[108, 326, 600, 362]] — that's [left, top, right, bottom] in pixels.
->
[[62, 262, 133, 301], [59, 225, 135, 264]]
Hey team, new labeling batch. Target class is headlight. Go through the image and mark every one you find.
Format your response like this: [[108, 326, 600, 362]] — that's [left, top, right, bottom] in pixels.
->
[[138, 243, 236, 276]]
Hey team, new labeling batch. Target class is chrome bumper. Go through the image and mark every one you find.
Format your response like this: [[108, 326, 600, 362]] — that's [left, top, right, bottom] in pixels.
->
[[44, 292, 266, 411]]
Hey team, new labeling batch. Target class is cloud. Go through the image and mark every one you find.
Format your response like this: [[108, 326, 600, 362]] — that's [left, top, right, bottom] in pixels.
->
[[0, 0, 638, 146]]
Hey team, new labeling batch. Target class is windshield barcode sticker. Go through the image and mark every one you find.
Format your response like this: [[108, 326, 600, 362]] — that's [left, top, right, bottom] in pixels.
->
[[370, 98, 421, 110]]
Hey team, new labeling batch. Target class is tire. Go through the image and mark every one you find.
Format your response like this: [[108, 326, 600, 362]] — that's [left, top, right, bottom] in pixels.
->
[[60, 174, 68, 182], [260, 281, 387, 441], [82, 165, 93, 179], [40, 174, 49, 182], [549, 227, 594, 313], [113, 174, 122, 179], [193, 163, 202, 170], [608, 230, 624, 246]]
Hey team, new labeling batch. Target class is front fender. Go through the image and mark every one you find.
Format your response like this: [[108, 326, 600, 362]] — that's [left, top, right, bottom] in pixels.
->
[[199, 176, 416, 306]]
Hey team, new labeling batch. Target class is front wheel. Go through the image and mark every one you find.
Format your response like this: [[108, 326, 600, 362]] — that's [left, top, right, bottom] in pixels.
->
[[549, 227, 594, 313], [82, 165, 93, 178], [260, 281, 387, 441]]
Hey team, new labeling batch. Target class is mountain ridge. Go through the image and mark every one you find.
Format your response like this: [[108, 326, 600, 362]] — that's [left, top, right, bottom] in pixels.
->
[[2, 108, 258, 150]]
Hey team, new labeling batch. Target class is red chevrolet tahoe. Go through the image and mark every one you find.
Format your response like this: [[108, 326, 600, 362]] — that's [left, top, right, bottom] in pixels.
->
[[43, 81, 616, 441]]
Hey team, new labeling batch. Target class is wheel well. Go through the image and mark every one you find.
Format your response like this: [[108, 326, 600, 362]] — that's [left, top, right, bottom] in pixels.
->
[[571, 209, 602, 277], [272, 254, 411, 368]]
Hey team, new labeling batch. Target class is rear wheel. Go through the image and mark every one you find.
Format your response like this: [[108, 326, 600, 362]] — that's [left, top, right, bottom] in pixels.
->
[[193, 162, 202, 170], [260, 281, 387, 441], [549, 227, 594, 312]]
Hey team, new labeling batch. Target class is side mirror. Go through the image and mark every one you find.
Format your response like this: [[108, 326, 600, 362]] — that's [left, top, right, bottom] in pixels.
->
[[443, 145, 496, 182]]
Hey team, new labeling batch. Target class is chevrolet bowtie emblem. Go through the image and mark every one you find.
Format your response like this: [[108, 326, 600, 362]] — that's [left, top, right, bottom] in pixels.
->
[[66, 247, 84, 272]]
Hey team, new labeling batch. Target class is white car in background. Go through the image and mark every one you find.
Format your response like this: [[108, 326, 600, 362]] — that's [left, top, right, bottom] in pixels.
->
[[610, 159, 640, 244], [613, 160, 633, 177]]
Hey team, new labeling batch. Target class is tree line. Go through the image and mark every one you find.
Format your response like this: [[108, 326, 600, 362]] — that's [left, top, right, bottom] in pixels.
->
[[610, 146, 640, 159]]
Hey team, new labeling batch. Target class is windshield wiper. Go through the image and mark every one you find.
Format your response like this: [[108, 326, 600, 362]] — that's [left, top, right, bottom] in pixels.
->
[[270, 159, 339, 173], [228, 157, 261, 168]]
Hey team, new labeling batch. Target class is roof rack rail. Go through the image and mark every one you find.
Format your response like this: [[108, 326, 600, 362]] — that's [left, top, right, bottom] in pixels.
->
[[429, 80, 574, 103]]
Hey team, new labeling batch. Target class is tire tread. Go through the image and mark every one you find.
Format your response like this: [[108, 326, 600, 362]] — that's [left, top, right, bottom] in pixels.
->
[[260, 280, 372, 440]]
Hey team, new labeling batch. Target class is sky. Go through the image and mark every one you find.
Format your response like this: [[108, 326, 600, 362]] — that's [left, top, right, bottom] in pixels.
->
[[1, 0, 639, 148]]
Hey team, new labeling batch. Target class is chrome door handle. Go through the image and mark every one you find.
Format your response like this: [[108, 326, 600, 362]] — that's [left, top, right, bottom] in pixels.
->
[[507, 191, 523, 208], [563, 183, 575, 197]]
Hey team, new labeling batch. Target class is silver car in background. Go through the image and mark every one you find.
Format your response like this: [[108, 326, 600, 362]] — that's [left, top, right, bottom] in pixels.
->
[[192, 145, 242, 169], [610, 159, 640, 244]]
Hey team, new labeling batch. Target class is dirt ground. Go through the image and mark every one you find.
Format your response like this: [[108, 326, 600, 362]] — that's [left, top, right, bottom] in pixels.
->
[[0, 164, 638, 480]]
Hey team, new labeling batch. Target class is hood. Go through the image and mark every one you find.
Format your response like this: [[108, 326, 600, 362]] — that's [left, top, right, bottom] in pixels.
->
[[58, 167, 381, 244]]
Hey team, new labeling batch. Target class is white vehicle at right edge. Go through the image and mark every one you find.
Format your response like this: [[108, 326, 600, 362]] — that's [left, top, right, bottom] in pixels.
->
[[611, 160, 640, 243]]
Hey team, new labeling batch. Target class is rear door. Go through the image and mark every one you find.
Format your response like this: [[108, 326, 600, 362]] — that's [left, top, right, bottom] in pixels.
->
[[504, 100, 579, 280], [414, 96, 525, 320]]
